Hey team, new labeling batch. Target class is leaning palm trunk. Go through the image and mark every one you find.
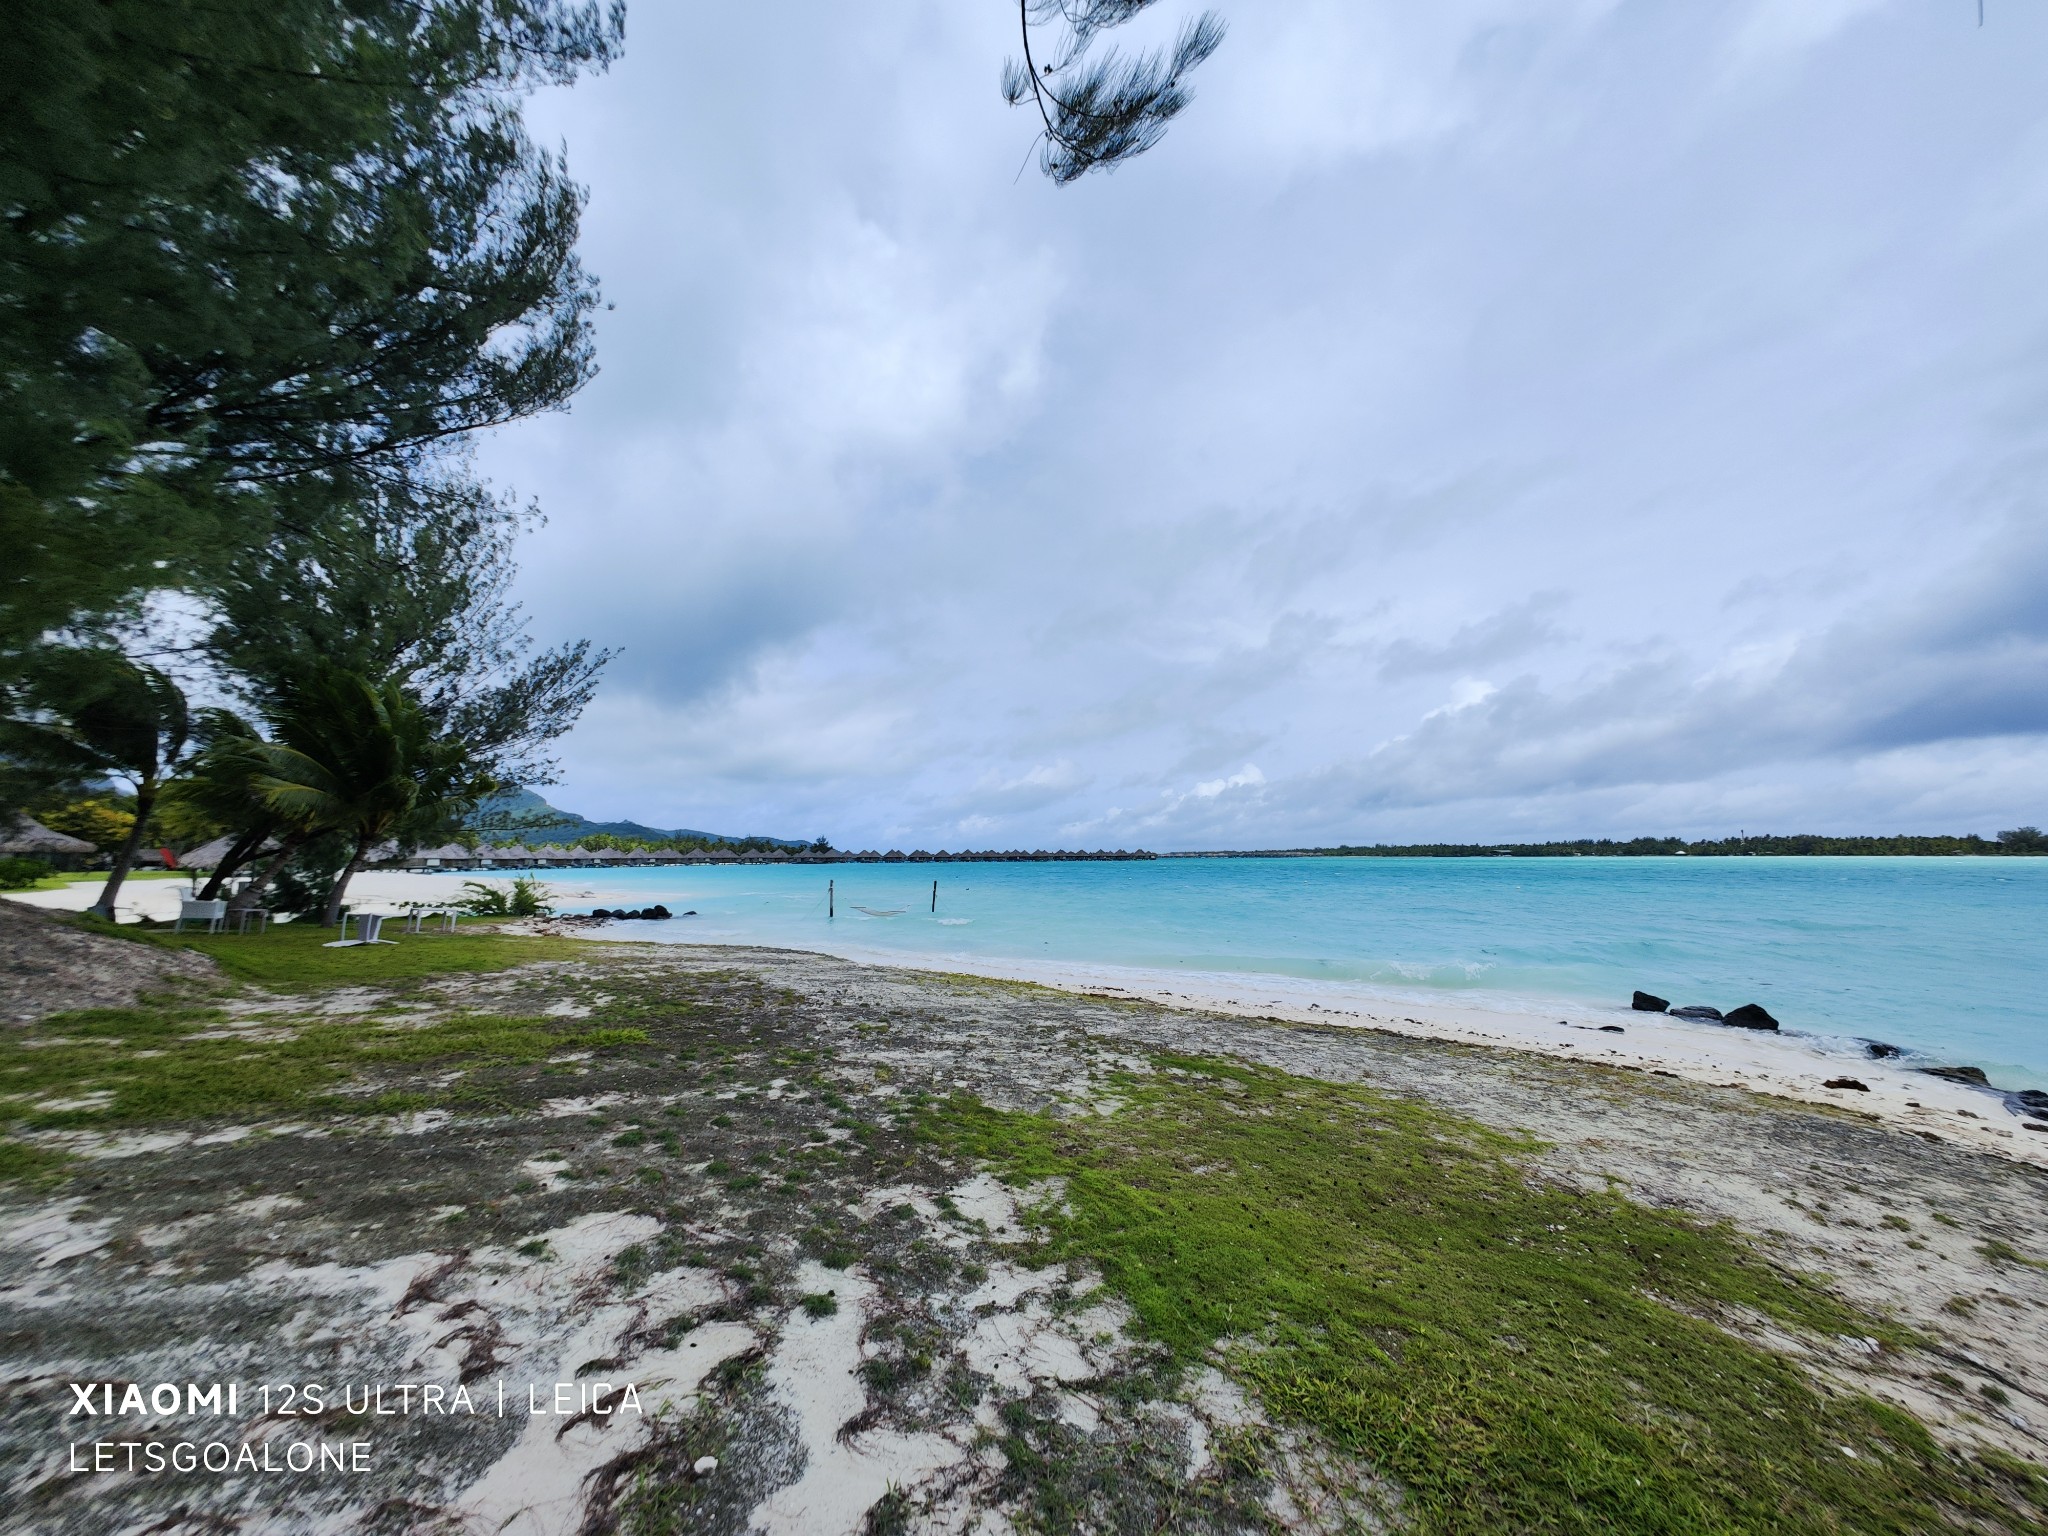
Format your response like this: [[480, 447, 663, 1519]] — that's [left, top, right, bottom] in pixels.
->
[[225, 833, 307, 916], [321, 832, 375, 928], [89, 785, 156, 921], [197, 824, 272, 900]]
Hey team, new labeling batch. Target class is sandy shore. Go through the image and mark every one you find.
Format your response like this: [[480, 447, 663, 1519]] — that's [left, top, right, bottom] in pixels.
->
[[13, 872, 2042, 1168], [4, 870, 534, 925], [561, 927, 2048, 1172], [3, 937, 2041, 1534]]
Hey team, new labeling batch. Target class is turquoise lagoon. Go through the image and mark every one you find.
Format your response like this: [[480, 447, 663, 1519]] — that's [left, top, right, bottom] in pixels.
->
[[439, 856, 2046, 1086]]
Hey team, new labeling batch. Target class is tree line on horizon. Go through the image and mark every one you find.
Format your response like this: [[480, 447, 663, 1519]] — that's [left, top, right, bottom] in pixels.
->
[[1307, 830, 2048, 857], [474, 831, 828, 855], [0, 0, 625, 924]]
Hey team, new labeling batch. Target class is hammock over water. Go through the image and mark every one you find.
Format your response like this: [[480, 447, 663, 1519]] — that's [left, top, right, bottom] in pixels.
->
[[851, 906, 907, 918]]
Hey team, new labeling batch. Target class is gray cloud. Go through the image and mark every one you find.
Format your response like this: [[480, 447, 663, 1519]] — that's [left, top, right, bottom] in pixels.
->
[[477, 0, 2048, 845], [1376, 593, 1572, 681]]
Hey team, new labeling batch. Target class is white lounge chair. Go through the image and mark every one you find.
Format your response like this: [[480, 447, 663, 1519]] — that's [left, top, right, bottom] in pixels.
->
[[344, 911, 388, 943], [175, 898, 227, 934], [323, 910, 397, 947]]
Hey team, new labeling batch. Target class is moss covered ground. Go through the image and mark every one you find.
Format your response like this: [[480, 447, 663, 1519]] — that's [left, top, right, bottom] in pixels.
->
[[1, 929, 2042, 1532], [930, 1054, 2048, 1534], [0, 924, 619, 1177]]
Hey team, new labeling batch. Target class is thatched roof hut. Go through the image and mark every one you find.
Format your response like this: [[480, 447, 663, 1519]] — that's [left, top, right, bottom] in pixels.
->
[[0, 816, 95, 869], [177, 833, 279, 870]]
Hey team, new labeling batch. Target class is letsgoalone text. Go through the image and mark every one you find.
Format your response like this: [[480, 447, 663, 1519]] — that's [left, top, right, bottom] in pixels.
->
[[63, 1378, 649, 1475]]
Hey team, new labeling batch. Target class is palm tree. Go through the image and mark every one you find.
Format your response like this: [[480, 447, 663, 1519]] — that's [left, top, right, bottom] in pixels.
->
[[251, 669, 492, 926], [166, 709, 297, 902], [0, 649, 192, 919]]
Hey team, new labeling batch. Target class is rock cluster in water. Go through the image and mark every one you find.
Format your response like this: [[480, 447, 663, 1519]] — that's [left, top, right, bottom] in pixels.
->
[[1915, 1068, 2048, 1130], [1629, 991, 2047, 1130], [591, 905, 673, 921]]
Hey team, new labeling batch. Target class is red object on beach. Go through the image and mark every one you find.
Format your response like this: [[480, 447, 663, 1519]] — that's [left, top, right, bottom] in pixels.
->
[[161, 846, 178, 868]]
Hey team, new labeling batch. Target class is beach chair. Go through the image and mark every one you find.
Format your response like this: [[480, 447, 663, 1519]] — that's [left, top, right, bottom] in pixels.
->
[[340, 910, 389, 943], [174, 898, 227, 934], [404, 907, 459, 934], [233, 907, 271, 935]]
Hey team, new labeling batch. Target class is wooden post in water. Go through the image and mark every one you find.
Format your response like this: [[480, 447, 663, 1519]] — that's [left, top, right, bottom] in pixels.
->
[[931, 880, 937, 913], [829, 880, 834, 919]]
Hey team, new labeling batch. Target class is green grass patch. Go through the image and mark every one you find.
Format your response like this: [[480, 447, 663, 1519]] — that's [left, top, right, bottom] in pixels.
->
[[0, 1137, 70, 1184], [928, 1053, 2046, 1535], [0, 1004, 650, 1141], [1976, 1239, 2048, 1271], [140, 919, 586, 987]]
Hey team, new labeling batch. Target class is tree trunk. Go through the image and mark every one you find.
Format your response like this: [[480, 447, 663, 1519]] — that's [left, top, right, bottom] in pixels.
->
[[226, 833, 305, 915], [89, 784, 156, 921], [322, 832, 373, 928], [197, 825, 270, 901]]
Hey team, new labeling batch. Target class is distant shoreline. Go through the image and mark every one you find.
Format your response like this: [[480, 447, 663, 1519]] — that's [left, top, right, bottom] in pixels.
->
[[1172, 833, 2046, 858]]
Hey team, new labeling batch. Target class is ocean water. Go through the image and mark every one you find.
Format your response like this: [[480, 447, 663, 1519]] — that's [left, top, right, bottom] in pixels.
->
[[438, 857, 2047, 1086]]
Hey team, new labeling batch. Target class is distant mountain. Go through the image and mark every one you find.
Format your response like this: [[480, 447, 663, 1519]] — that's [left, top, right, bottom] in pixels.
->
[[472, 789, 811, 847]]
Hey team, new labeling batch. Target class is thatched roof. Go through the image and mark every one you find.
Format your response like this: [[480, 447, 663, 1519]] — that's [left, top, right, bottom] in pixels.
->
[[178, 833, 273, 870], [0, 817, 95, 856]]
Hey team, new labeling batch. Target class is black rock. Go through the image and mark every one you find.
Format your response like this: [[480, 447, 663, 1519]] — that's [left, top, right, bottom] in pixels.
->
[[591, 908, 615, 920], [1723, 1003, 1779, 1031], [1631, 990, 1670, 1012], [1669, 1005, 1724, 1021], [1598, 1024, 1625, 1034], [2015, 1088, 2048, 1109], [1919, 1065, 1990, 1086], [681, 910, 698, 917], [650, 904, 673, 919], [1823, 1077, 1870, 1091], [1863, 1040, 1902, 1059]]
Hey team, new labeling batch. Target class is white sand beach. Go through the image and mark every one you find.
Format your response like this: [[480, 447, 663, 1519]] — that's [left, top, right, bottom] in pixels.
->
[[563, 922, 2048, 1172], [12, 871, 2043, 1169]]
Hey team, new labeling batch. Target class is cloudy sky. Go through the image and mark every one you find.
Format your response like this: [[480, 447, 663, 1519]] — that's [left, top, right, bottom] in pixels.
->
[[477, 0, 2048, 850]]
